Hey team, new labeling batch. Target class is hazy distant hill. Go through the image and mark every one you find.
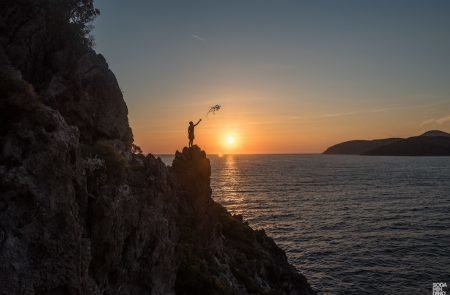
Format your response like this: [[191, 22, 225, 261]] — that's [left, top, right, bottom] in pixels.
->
[[323, 138, 402, 155], [420, 130, 450, 137], [365, 134, 450, 156], [324, 130, 450, 156]]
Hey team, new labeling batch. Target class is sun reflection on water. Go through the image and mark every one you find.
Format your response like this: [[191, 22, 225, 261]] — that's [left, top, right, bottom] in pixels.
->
[[212, 154, 247, 216], [209, 155, 450, 294]]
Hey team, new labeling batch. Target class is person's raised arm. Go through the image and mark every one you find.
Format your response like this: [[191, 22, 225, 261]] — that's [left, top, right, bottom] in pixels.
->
[[194, 119, 202, 126]]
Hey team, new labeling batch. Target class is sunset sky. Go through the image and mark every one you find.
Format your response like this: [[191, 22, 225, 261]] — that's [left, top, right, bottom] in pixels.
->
[[94, 0, 450, 154]]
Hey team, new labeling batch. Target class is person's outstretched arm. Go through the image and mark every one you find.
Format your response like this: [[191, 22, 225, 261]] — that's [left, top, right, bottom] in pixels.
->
[[194, 119, 202, 126]]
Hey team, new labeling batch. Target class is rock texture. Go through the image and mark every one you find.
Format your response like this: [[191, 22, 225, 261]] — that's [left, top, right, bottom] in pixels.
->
[[0, 2, 314, 294], [171, 147, 313, 294]]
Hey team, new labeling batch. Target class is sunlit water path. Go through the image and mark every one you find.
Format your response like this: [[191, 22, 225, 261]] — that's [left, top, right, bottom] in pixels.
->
[[160, 154, 450, 294]]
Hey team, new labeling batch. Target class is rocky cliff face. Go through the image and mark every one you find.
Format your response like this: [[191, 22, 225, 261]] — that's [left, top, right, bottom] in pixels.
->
[[0, 2, 314, 294]]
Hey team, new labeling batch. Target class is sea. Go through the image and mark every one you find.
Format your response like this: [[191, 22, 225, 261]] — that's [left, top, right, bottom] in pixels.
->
[[159, 154, 450, 294]]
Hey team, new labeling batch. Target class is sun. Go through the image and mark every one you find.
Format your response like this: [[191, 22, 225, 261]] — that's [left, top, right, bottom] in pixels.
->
[[226, 135, 235, 145]]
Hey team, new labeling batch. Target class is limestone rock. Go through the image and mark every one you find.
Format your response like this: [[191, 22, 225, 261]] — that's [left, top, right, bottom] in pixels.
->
[[0, 2, 315, 293], [46, 49, 133, 147]]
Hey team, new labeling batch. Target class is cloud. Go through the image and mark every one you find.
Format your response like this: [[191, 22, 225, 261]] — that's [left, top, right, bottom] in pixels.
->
[[191, 34, 205, 41], [421, 118, 436, 126], [421, 114, 450, 126], [437, 115, 450, 124]]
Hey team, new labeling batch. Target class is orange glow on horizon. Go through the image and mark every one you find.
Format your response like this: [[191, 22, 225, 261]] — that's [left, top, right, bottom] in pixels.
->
[[128, 88, 450, 155]]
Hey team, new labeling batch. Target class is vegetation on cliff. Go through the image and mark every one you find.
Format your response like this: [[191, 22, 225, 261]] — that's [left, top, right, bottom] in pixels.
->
[[1, 1, 314, 294]]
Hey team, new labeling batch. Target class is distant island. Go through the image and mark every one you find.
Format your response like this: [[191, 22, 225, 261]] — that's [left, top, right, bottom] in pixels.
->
[[323, 130, 450, 156]]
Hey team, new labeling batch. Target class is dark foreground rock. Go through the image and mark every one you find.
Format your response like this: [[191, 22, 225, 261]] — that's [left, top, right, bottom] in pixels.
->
[[0, 2, 314, 294], [172, 147, 313, 294]]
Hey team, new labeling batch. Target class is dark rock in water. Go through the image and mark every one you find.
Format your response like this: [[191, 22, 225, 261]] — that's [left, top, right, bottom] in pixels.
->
[[0, 2, 314, 294]]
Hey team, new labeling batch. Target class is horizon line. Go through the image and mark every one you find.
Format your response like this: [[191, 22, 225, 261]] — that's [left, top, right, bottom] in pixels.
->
[[153, 152, 324, 156]]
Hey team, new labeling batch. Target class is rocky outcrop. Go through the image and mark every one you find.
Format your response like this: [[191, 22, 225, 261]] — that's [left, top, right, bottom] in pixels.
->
[[1, 0, 132, 150], [46, 49, 133, 147], [172, 147, 313, 294], [0, 1, 314, 294]]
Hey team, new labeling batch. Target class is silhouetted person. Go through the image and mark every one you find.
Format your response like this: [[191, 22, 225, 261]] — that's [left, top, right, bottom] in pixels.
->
[[188, 119, 202, 147]]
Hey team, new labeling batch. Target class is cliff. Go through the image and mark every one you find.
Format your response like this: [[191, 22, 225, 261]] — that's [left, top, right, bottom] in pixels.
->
[[323, 131, 450, 156], [0, 2, 314, 294]]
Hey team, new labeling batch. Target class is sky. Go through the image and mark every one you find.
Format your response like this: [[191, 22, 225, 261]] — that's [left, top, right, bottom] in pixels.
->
[[93, 0, 450, 154]]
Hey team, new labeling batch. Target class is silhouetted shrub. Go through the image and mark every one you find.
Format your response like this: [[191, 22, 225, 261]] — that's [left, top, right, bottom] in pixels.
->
[[131, 144, 143, 155], [175, 248, 230, 295], [81, 141, 128, 184], [0, 66, 39, 136], [0, 0, 100, 86]]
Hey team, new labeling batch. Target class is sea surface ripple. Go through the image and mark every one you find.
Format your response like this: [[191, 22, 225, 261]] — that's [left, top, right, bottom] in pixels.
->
[[162, 154, 450, 294]]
